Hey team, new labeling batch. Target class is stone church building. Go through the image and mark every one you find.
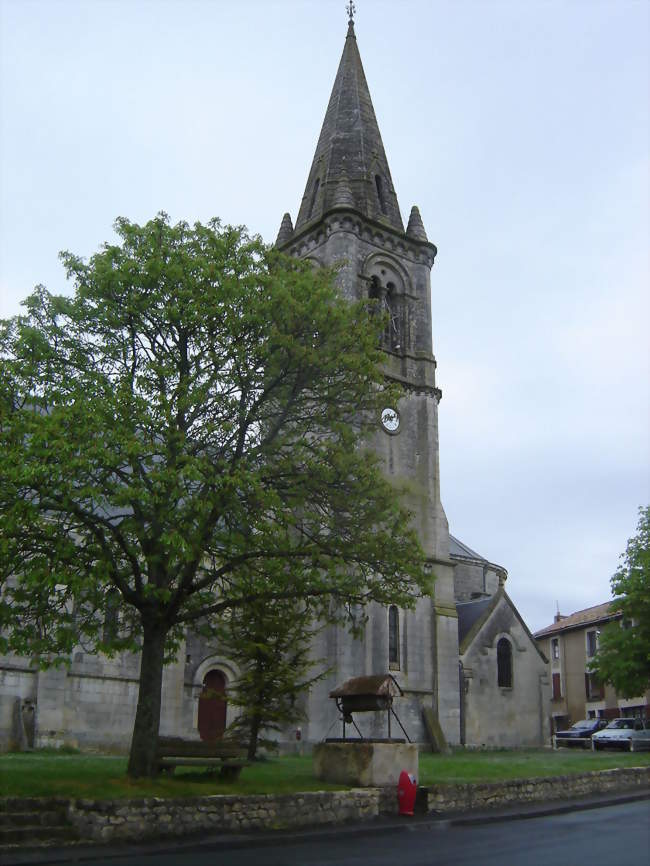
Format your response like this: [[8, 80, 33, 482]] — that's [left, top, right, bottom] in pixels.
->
[[0, 18, 549, 752]]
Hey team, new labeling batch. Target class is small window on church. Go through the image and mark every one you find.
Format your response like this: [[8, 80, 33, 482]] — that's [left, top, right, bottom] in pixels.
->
[[308, 177, 320, 217], [497, 637, 512, 688], [102, 588, 120, 644], [388, 605, 400, 670], [375, 174, 387, 214]]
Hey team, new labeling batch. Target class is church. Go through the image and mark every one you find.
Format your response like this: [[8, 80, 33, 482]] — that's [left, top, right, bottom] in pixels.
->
[[0, 16, 549, 752]]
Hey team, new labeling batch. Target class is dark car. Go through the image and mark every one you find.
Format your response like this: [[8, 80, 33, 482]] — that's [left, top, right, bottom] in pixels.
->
[[554, 718, 608, 748]]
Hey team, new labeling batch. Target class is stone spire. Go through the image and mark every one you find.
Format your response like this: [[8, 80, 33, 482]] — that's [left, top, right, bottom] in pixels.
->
[[331, 169, 355, 208], [275, 212, 294, 247], [294, 20, 404, 233], [406, 205, 428, 242]]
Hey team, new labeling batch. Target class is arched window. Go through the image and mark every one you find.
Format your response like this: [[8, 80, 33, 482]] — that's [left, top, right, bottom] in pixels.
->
[[385, 283, 400, 350], [365, 261, 409, 352], [388, 605, 399, 670], [308, 177, 320, 217], [102, 588, 120, 644], [375, 174, 387, 214], [497, 637, 513, 688]]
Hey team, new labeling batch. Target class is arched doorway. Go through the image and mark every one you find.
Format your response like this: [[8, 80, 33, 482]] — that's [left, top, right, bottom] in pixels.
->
[[198, 669, 227, 741]]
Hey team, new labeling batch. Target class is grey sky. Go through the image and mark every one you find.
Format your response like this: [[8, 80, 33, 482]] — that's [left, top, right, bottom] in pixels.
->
[[1, 0, 648, 632]]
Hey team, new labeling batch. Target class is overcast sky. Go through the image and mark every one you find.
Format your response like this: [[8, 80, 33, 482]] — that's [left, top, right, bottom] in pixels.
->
[[1, 0, 648, 632]]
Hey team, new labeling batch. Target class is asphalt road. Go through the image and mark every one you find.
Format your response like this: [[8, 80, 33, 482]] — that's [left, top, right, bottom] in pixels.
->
[[57, 800, 650, 866]]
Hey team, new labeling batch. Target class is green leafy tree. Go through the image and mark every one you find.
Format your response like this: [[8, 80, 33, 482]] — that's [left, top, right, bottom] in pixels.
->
[[218, 599, 329, 760], [0, 214, 430, 777], [591, 506, 650, 698]]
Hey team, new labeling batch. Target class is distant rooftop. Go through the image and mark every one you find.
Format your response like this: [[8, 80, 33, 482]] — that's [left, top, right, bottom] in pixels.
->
[[534, 601, 619, 638]]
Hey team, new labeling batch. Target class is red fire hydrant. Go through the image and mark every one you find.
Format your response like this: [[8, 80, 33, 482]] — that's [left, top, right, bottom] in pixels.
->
[[397, 770, 417, 816]]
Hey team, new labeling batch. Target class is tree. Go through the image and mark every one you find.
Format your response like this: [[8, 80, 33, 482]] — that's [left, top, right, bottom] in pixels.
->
[[0, 214, 430, 777], [591, 506, 650, 698], [218, 599, 329, 760]]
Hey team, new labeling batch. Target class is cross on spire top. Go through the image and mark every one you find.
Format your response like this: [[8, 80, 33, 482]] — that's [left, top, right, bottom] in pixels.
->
[[346, 2, 356, 24]]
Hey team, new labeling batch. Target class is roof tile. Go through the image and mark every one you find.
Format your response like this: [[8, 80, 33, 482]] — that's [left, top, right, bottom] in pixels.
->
[[534, 601, 619, 638]]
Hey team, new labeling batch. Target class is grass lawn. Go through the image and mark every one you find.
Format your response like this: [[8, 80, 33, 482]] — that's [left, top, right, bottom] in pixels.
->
[[0, 752, 344, 800], [1, 748, 648, 800], [418, 748, 650, 785]]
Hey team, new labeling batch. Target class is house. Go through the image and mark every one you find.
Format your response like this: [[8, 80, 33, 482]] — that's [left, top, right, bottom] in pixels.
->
[[534, 603, 649, 732]]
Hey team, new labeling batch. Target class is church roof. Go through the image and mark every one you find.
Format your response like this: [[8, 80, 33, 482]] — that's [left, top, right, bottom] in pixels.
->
[[534, 601, 619, 638], [457, 596, 495, 645], [449, 534, 508, 585], [293, 18, 404, 234], [449, 535, 485, 561], [457, 589, 549, 663]]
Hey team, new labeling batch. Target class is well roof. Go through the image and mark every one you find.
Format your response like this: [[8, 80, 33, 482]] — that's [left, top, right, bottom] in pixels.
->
[[329, 674, 403, 699]]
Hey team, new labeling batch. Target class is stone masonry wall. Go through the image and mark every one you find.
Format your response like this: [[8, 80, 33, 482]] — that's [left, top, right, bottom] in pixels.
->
[[68, 790, 381, 842], [425, 767, 650, 813], [65, 767, 650, 843]]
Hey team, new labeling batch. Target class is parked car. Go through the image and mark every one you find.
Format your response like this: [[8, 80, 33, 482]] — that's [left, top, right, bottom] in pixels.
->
[[554, 718, 607, 748], [591, 718, 650, 752]]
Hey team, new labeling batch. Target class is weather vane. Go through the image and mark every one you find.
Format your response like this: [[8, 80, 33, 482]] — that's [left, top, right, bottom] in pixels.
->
[[346, 2, 356, 24]]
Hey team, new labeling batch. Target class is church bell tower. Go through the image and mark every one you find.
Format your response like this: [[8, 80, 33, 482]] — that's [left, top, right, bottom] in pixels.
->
[[276, 12, 460, 743]]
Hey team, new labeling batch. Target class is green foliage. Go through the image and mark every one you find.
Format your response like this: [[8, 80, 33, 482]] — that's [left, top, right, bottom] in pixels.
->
[[218, 600, 329, 759], [591, 506, 650, 698], [0, 214, 429, 776]]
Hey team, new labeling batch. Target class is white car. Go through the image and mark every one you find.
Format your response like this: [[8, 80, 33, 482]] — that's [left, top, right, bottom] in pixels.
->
[[591, 718, 650, 752]]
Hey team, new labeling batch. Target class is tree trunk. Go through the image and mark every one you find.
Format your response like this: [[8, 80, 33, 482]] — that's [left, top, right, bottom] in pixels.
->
[[127, 621, 168, 778], [247, 714, 261, 760]]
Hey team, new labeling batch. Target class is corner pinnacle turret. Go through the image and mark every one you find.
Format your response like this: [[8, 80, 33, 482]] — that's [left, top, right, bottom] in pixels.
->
[[406, 206, 428, 242], [292, 17, 404, 234], [275, 212, 294, 246]]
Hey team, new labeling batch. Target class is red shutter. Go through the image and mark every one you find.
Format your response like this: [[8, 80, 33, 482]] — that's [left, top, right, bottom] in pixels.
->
[[552, 673, 561, 700]]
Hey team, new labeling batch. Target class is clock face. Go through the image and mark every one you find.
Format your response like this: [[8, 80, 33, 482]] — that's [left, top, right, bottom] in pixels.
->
[[381, 407, 400, 433]]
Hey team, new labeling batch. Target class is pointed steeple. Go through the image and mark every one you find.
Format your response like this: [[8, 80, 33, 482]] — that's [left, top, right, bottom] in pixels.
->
[[406, 205, 428, 242], [294, 20, 404, 233], [275, 212, 294, 246]]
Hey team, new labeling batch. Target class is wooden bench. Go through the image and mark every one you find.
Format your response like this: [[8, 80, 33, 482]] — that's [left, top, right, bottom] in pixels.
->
[[155, 736, 249, 780]]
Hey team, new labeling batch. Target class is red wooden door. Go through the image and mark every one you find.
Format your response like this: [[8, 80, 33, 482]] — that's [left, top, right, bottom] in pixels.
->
[[198, 669, 227, 741]]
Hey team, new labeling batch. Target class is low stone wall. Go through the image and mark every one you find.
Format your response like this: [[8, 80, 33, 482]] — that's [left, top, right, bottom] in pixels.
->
[[68, 789, 382, 842], [425, 767, 650, 813], [64, 766, 650, 843]]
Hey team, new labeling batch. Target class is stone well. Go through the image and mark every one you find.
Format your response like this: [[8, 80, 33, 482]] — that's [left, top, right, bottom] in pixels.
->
[[313, 740, 418, 787]]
